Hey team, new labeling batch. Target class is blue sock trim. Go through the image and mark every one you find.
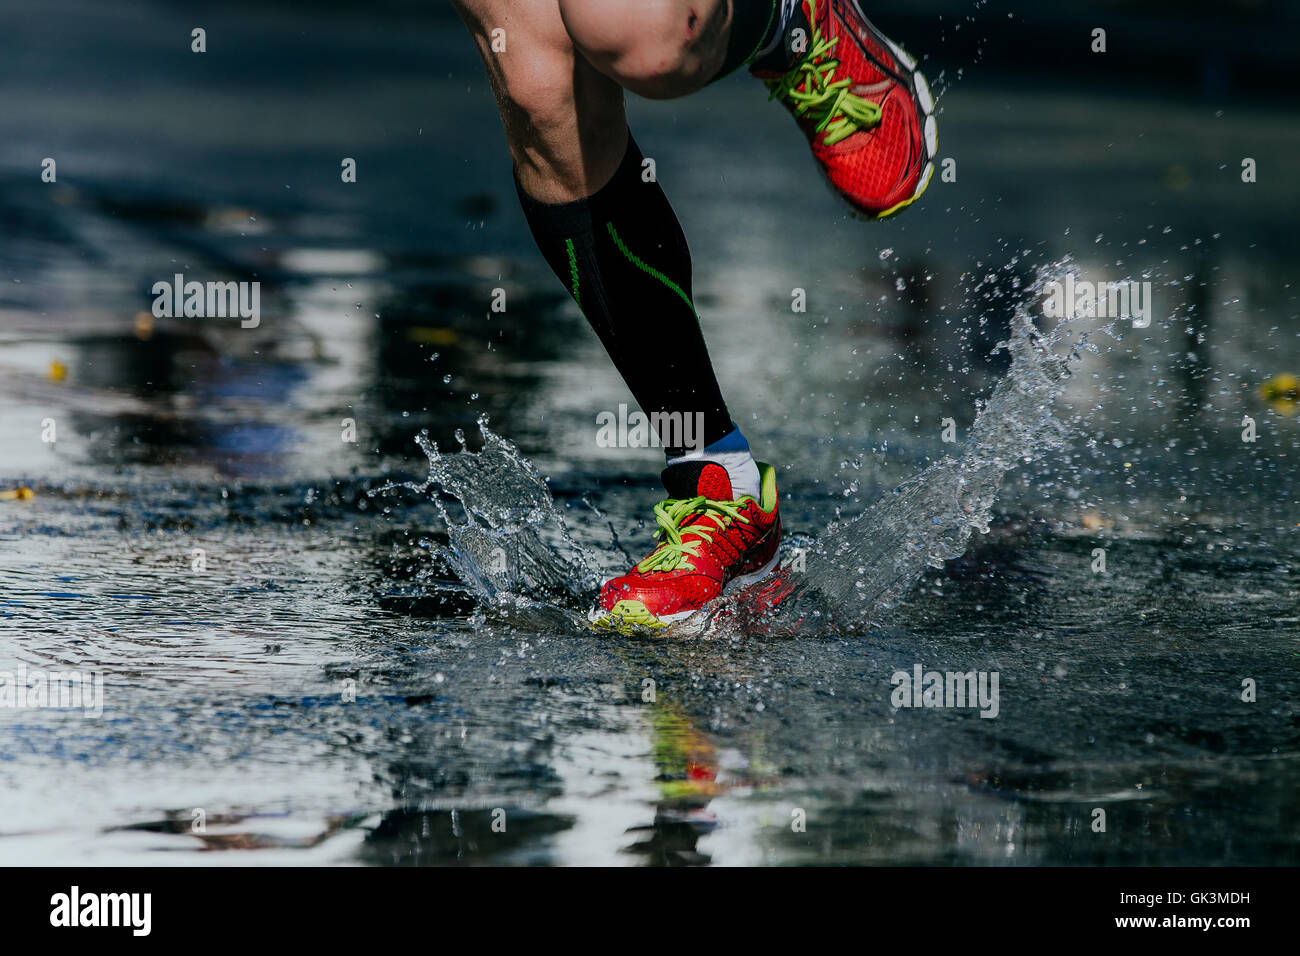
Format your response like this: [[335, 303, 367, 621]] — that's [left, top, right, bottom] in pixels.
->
[[664, 422, 752, 461], [704, 423, 750, 454]]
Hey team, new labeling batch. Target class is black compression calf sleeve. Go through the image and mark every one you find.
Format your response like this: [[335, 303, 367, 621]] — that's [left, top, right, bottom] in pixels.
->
[[514, 132, 734, 454]]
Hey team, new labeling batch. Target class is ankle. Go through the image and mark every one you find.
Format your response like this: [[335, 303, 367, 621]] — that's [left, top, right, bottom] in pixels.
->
[[665, 424, 762, 501]]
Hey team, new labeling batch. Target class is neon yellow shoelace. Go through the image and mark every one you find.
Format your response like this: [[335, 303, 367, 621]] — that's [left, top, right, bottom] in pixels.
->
[[763, 0, 883, 146], [636, 496, 751, 574]]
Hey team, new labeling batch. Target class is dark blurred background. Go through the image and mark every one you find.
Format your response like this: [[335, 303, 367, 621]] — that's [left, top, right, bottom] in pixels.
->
[[2, 0, 1297, 482]]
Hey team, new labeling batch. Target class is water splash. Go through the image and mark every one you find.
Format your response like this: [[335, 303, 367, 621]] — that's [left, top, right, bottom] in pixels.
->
[[712, 260, 1112, 636], [379, 424, 603, 619], [392, 260, 1115, 637]]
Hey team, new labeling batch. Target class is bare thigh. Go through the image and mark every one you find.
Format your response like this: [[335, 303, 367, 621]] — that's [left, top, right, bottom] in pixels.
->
[[451, 0, 628, 202], [558, 0, 730, 99]]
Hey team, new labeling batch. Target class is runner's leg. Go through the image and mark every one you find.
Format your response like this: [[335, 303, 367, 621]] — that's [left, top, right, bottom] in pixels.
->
[[453, 0, 756, 472]]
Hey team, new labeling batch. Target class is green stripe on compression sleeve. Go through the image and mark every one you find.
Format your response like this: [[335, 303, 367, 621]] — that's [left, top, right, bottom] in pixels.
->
[[605, 222, 696, 317], [564, 238, 581, 308]]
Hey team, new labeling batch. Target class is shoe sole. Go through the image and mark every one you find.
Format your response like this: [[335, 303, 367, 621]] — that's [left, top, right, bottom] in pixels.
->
[[587, 551, 782, 635]]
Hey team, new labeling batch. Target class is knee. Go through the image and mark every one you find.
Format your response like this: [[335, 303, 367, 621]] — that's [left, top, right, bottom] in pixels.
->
[[503, 69, 574, 141], [490, 49, 626, 202], [558, 0, 724, 98], [484, 38, 577, 146]]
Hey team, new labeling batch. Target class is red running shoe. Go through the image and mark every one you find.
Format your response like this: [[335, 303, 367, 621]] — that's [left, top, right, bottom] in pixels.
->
[[589, 460, 782, 632], [751, 0, 936, 219]]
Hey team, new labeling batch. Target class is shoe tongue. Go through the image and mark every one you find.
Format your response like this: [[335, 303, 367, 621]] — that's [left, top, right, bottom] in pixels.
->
[[661, 461, 733, 501]]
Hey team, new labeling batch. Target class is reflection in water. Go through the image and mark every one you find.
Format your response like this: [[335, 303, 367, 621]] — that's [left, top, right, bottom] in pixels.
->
[[2, 228, 1298, 864], [361, 808, 575, 866]]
